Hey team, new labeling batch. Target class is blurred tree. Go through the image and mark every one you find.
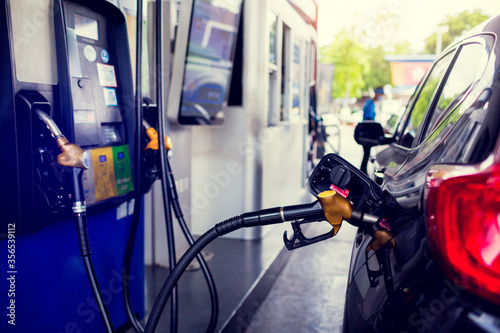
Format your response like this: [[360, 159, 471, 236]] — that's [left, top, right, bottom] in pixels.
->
[[321, 27, 413, 98], [424, 9, 489, 54], [321, 28, 368, 99], [363, 41, 411, 90], [393, 40, 412, 55], [363, 46, 391, 90]]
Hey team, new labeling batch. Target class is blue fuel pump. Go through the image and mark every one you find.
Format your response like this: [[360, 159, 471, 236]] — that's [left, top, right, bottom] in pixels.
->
[[0, 1, 401, 332], [0, 0, 144, 331]]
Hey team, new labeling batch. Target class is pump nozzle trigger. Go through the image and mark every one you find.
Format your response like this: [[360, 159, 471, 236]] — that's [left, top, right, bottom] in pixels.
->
[[283, 222, 336, 250]]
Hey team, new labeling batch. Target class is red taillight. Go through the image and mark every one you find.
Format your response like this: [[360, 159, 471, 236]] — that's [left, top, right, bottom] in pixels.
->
[[425, 160, 500, 305]]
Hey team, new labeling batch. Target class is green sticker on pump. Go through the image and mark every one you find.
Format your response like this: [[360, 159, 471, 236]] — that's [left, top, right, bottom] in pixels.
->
[[112, 145, 134, 195]]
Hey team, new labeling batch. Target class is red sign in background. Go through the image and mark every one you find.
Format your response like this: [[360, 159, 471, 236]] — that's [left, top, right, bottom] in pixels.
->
[[390, 61, 433, 86]]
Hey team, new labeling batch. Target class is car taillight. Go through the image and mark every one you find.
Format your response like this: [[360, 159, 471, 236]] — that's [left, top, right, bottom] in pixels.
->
[[425, 158, 500, 305]]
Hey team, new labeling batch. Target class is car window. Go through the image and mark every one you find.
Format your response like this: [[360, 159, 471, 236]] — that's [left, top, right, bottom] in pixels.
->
[[392, 87, 419, 143], [398, 51, 455, 148], [422, 43, 484, 139]]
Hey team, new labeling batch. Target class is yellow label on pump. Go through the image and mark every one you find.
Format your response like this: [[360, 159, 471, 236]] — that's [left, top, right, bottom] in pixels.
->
[[91, 147, 117, 201]]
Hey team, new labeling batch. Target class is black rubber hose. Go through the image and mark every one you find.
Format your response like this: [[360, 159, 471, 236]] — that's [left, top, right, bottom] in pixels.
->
[[155, 0, 179, 330], [142, 197, 327, 332], [122, 0, 144, 330], [166, 157, 219, 332], [81, 254, 115, 333], [143, 227, 217, 333], [144, 216, 244, 332], [73, 169, 115, 333]]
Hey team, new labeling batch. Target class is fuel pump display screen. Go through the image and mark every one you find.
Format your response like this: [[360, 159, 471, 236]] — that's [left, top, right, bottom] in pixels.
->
[[177, 0, 243, 125], [74, 13, 99, 40]]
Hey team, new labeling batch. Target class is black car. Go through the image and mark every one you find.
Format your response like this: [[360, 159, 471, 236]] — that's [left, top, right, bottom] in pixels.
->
[[346, 15, 500, 332]]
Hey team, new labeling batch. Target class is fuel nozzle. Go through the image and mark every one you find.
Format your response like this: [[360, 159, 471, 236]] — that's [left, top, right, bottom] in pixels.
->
[[317, 190, 381, 228], [318, 190, 395, 251], [283, 190, 382, 250], [143, 119, 173, 150], [211, 189, 381, 251], [316, 190, 353, 235], [55, 136, 90, 170], [35, 109, 89, 170]]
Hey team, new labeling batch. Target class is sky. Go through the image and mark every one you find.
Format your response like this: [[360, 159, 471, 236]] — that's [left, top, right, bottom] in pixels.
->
[[316, 0, 500, 51]]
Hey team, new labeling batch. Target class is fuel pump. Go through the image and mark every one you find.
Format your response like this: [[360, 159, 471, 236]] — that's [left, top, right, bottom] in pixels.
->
[[0, 0, 144, 331]]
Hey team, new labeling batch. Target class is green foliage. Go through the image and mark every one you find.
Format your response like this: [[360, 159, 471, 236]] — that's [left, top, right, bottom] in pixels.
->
[[393, 41, 412, 55], [320, 28, 368, 99], [424, 9, 489, 54], [363, 41, 412, 90], [363, 46, 391, 90], [321, 26, 416, 99]]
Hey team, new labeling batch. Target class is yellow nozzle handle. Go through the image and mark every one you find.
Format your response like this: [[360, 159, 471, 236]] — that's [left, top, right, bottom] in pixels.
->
[[145, 127, 173, 150], [317, 191, 395, 251], [367, 229, 395, 252], [316, 190, 353, 235]]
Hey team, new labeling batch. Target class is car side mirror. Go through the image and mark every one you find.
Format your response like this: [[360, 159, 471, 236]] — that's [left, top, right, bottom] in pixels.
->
[[354, 121, 386, 147]]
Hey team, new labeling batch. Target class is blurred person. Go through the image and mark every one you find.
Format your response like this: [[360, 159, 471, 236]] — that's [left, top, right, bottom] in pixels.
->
[[360, 87, 385, 173], [363, 87, 385, 121]]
